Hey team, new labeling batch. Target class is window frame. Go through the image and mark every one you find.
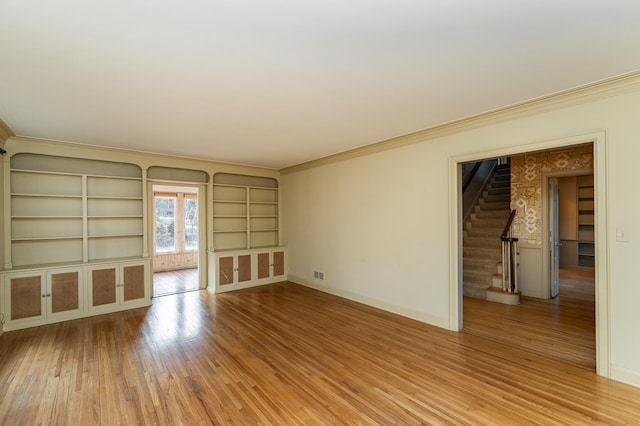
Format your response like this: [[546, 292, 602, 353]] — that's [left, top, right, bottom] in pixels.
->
[[153, 191, 198, 255]]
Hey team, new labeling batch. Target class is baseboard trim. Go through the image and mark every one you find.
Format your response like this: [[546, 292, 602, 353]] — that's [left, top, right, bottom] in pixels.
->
[[288, 275, 449, 330], [611, 365, 640, 388]]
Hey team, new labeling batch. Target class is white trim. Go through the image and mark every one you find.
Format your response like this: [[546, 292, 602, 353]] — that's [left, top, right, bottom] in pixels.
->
[[449, 158, 463, 331], [611, 365, 640, 388], [449, 131, 610, 378], [593, 135, 611, 377], [282, 71, 640, 175], [147, 180, 208, 293], [541, 166, 594, 300], [290, 275, 450, 330]]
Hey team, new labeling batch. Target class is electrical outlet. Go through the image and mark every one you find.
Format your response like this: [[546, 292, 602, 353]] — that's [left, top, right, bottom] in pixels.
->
[[616, 228, 629, 242], [318, 272, 324, 280]]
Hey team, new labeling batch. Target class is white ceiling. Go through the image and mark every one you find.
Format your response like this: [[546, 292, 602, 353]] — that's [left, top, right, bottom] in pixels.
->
[[1, 1, 640, 169]]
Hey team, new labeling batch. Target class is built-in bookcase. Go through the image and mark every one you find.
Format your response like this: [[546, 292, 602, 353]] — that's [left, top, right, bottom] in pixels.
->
[[576, 175, 595, 269], [8, 154, 144, 268], [212, 173, 279, 251]]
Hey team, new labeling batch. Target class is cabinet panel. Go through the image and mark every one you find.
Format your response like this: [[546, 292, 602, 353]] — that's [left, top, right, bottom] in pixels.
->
[[257, 252, 270, 280], [91, 268, 117, 307], [89, 262, 148, 310], [123, 264, 145, 302], [210, 248, 286, 293], [10, 276, 43, 320], [273, 250, 285, 277], [50, 271, 80, 314], [218, 256, 235, 286], [238, 254, 252, 283]]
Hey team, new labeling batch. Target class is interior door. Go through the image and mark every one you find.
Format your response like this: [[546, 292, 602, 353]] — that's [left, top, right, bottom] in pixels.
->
[[549, 177, 560, 298]]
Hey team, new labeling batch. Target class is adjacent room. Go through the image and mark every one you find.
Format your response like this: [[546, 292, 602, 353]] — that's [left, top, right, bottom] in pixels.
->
[[2, 1, 640, 424]]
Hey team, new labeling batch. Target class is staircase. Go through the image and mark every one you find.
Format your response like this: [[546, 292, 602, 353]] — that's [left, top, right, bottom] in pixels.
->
[[463, 164, 512, 299]]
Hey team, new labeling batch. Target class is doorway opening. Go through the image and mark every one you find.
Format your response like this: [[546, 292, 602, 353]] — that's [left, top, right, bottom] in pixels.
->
[[549, 173, 596, 300], [152, 184, 200, 296], [451, 134, 608, 376]]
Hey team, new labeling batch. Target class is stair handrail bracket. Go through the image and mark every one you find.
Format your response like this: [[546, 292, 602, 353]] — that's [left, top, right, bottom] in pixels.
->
[[500, 210, 519, 293]]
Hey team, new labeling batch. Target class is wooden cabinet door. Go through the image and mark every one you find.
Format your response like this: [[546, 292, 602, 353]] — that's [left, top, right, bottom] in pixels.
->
[[237, 254, 252, 283], [122, 264, 146, 303], [48, 270, 82, 317], [272, 250, 285, 278], [7, 273, 45, 322], [256, 251, 271, 280], [218, 255, 235, 286], [89, 267, 118, 310]]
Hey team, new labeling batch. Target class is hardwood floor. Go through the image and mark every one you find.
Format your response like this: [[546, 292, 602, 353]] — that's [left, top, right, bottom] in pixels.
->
[[1, 271, 639, 424], [153, 268, 200, 296]]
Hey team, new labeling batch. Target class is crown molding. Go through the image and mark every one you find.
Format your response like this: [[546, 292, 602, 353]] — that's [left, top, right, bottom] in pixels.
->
[[0, 117, 15, 145], [5, 136, 280, 177], [280, 70, 640, 175]]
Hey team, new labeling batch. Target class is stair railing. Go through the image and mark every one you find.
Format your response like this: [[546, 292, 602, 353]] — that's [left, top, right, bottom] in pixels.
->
[[501, 210, 519, 293]]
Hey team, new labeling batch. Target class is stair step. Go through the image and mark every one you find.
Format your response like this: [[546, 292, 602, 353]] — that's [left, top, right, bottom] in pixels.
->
[[487, 181, 510, 190], [486, 287, 521, 305], [464, 270, 493, 284], [485, 187, 510, 196], [463, 280, 490, 299], [491, 273, 504, 287], [467, 218, 508, 228], [496, 260, 520, 274], [481, 194, 510, 203], [463, 162, 511, 301], [463, 248, 502, 261], [471, 209, 511, 220], [463, 237, 501, 248], [463, 257, 499, 270], [464, 228, 503, 238], [477, 201, 511, 211]]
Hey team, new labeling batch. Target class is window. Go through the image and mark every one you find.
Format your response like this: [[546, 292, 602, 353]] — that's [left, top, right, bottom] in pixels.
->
[[155, 197, 176, 253], [184, 196, 198, 251], [154, 192, 198, 254]]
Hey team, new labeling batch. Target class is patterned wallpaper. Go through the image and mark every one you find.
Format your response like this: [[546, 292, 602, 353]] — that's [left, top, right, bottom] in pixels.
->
[[511, 144, 593, 245]]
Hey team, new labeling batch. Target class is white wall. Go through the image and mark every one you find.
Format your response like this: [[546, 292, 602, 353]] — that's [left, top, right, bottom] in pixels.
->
[[282, 83, 640, 386]]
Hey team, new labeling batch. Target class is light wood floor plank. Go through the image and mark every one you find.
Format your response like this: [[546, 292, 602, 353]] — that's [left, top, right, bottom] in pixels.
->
[[1, 269, 640, 424]]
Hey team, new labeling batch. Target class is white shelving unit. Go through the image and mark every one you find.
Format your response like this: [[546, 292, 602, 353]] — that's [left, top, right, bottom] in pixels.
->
[[2, 154, 151, 331], [209, 173, 286, 293], [8, 160, 144, 268], [576, 175, 595, 269], [86, 175, 144, 262], [212, 175, 279, 251]]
